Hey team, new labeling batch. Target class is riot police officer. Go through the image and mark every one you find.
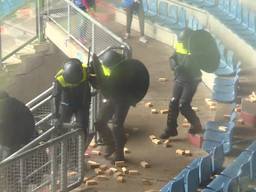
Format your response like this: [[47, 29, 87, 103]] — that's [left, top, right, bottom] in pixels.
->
[[52, 58, 91, 137], [0, 90, 37, 157], [160, 29, 203, 139], [93, 51, 129, 161]]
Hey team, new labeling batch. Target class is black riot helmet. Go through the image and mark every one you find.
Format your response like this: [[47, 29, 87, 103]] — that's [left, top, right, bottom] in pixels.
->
[[178, 28, 194, 49], [63, 58, 83, 84], [101, 50, 124, 67]]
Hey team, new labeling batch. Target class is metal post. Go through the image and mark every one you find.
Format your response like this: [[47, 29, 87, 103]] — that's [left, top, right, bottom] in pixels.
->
[[50, 144, 57, 192], [20, 159, 25, 192], [36, 0, 45, 42], [78, 133, 85, 182], [67, 4, 71, 37], [60, 139, 67, 191], [0, 21, 2, 70]]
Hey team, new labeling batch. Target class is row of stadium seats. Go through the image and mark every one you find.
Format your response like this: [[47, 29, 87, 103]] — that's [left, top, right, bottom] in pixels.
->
[[160, 144, 224, 192], [204, 141, 256, 191], [183, 0, 256, 48], [203, 106, 237, 154]]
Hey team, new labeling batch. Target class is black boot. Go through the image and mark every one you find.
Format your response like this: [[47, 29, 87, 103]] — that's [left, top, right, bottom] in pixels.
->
[[95, 122, 115, 157], [188, 120, 203, 135], [160, 99, 179, 139]]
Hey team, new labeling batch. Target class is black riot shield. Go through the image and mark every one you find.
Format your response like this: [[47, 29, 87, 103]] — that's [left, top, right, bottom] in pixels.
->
[[92, 55, 150, 105], [188, 29, 220, 73]]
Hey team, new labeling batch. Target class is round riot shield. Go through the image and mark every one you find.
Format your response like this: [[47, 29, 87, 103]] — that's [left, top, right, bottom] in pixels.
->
[[188, 30, 220, 73], [102, 59, 150, 105]]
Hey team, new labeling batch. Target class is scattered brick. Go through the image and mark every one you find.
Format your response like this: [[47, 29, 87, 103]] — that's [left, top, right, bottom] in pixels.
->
[[192, 107, 199, 112], [176, 149, 185, 156], [160, 109, 169, 114], [151, 109, 158, 114], [122, 167, 128, 174], [94, 168, 104, 175], [149, 135, 157, 140], [67, 171, 77, 177], [152, 138, 162, 145], [105, 169, 114, 176], [158, 77, 168, 82], [115, 161, 126, 167], [145, 102, 153, 107], [184, 150, 192, 156], [114, 171, 123, 178], [182, 122, 191, 128], [117, 176, 126, 183], [86, 179, 98, 186], [140, 161, 151, 168], [88, 160, 100, 169], [124, 147, 131, 154], [128, 170, 140, 175]]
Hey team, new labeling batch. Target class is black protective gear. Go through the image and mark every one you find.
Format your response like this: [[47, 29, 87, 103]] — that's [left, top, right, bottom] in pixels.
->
[[95, 100, 129, 161], [52, 74, 91, 136], [160, 98, 179, 139], [63, 58, 83, 84], [100, 50, 124, 67], [0, 93, 37, 151], [178, 28, 194, 48]]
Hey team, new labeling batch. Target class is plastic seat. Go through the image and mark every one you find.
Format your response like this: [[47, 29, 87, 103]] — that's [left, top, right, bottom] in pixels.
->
[[204, 129, 233, 144], [207, 175, 239, 192], [211, 144, 224, 174], [160, 177, 185, 192], [166, 4, 178, 25], [203, 140, 232, 154], [145, 0, 158, 20], [157, 0, 169, 24], [199, 155, 212, 186], [205, 120, 235, 132]]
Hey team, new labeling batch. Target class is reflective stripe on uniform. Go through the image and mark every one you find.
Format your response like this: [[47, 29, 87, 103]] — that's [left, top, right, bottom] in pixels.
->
[[55, 64, 87, 88], [102, 64, 111, 77], [175, 42, 191, 55]]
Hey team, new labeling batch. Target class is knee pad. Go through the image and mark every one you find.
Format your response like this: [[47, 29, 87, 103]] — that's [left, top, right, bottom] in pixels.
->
[[179, 102, 191, 114], [169, 97, 179, 109]]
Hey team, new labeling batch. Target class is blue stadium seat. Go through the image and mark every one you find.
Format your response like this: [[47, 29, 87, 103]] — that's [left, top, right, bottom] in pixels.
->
[[205, 120, 235, 132], [211, 144, 224, 174], [199, 155, 212, 185], [160, 177, 185, 192], [142, 0, 148, 13], [204, 129, 233, 144], [167, 7, 187, 32], [188, 15, 194, 29], [203, 139, 232, 154], [202, 0, 216, 8], [248, 11, 256, 33], [157, 0, 169, 24], [167, 5, 178, 25], [145, 0, 158, 19], [207, 175, 239, 192]]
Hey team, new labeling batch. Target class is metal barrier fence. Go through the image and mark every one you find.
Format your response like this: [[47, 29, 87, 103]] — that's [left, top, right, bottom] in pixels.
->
[[0, 128, 85, 192], [45, 0, 131, 55], [0, 0, 42, 70]]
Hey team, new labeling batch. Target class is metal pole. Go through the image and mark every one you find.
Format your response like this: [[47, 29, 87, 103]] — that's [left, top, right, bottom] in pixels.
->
[[36, 0, 45, 42], [67, 4, 71, 37], [60, 139, 67, 191], [50, 144, 57, 192], [0, 21, 3, 70]]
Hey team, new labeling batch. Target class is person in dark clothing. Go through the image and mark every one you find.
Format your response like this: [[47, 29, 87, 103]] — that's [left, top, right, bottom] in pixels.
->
[[52, 58, 91, 137], [160, 29, 203, 139], [0, 91, 37, 156], [92, 51, 128, 162]]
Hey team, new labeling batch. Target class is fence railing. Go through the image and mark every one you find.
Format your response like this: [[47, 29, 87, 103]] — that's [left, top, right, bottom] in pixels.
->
[[0, 0, 44, 70], [0, 128, 85, 192], [45, 0, 131, 55]]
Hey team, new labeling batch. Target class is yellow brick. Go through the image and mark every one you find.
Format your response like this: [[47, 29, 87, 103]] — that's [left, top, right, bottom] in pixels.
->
[[145, 102, 153, 107], [160, 109, 169, 114], [117, 176, 126, 183], [115, 161, 126, 167], [86, 179, 98, 186], [152, 138, 162, 145], [151, 109, 158, 114], [140, 161, 151, 168], [128, 170, 140, 175], [176, 149, 185, 156]]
